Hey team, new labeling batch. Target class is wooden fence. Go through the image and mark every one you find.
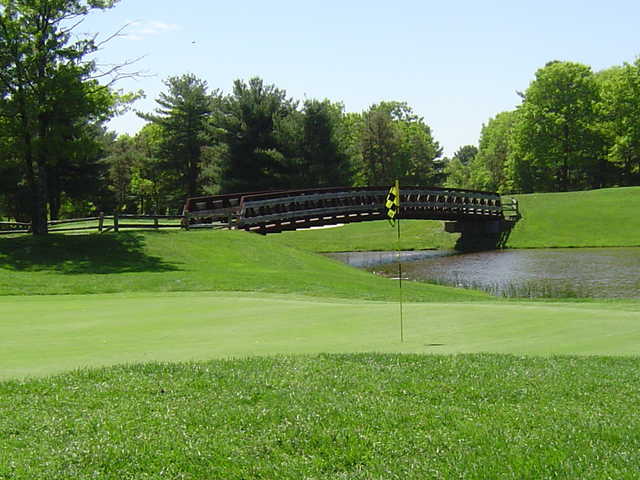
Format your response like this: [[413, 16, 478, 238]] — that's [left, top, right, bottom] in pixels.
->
[[0, 213, 186, 235]]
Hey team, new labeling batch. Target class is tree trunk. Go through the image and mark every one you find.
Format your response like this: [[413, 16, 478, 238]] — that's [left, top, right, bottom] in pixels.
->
[[16, 87, 48, 235], [48, 163, 60, 220], [560, 126, 570, 192], [31, 158, 49, 235]]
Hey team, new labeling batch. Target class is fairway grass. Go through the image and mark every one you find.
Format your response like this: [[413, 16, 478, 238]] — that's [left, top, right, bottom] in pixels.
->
[[3, 354, 640, 478], [0, 229, 484, 302], [275, 218, 457, 252], [2, 291, 639, 380], [509, 186, 640, 248]]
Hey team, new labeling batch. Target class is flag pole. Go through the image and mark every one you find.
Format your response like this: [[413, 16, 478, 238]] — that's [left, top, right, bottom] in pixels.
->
[[397, 214, 404, 343], [385, 179, 403, 343]]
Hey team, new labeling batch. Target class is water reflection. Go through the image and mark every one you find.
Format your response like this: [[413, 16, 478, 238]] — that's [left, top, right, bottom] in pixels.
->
[[328, 248, 640, 298], [325, 250, 454, 268]]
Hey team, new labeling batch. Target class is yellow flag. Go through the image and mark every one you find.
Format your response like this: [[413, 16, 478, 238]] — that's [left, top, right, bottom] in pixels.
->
[[385, 180, 400, 222]]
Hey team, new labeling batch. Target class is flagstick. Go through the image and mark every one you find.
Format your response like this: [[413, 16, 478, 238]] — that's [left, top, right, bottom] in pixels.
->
[[397, 218, 404, 343]]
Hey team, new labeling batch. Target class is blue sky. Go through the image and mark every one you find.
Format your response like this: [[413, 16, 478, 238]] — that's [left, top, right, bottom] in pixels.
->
[[82, 0, 640, 156]]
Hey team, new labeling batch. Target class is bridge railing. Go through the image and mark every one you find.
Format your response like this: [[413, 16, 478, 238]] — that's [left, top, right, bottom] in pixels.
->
[[183, 186, 506, 233], [500, 198, 521, 220], [182, 192, 248, 223], [238, 187, 388, 231]]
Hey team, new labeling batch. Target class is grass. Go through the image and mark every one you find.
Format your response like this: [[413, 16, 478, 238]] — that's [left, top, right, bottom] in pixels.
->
[[3, 354, 640, 479], [275, 219, 457, 252], [508, 186, 640, 248], [0, 229, 485, 302], [2, 187, 640, 477], [2, 291, 639, 379]]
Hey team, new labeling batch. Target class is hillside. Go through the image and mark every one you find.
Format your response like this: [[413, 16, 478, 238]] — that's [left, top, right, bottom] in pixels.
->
[[275, 219, 457, 252], [0, 229, 484, 302], [508, 186, 640, 248]]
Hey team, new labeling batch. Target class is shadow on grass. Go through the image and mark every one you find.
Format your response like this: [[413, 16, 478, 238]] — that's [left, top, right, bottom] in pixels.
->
[[0, 232, 179, 274]]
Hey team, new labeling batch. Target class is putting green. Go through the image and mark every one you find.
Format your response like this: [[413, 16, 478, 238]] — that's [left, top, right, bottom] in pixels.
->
[[1, 292, 639, 379]]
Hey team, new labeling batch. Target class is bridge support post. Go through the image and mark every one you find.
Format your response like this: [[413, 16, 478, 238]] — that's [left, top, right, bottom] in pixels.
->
[[445, 219, 518, 251]]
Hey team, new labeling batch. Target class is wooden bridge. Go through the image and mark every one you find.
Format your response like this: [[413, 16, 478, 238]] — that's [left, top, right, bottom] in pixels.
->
[[183, 186, 520, 248]]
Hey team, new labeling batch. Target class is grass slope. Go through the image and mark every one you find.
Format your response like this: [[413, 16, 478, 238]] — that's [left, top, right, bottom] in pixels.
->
[[0, 230, 483, 301], [509, 186, 640, 248], [275, 219, 457, 252], [2, 292, 639, 379], [3, 354, 640, 479]]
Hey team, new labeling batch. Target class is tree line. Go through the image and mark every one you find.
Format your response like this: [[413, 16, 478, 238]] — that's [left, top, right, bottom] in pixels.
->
[[2, 2, 640, 235], [102, 75, 446, 217], [445, 59, 640, 193]]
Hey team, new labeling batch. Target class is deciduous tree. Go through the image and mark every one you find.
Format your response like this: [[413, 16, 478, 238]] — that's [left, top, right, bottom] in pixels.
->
[[357, 101, 442, 186], [471, 110, 518, 192], [599, 60, 640, 185], [0, 0, 122, 234], [509, 61, 601, 192]]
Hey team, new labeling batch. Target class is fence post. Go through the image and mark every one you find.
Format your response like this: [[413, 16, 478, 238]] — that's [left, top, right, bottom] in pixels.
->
[[114, 212, 119, 232], [154, 216, 159, 230], [98, 212, 104, 233]]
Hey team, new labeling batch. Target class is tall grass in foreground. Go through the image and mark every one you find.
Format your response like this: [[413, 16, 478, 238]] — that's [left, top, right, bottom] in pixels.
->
[[424, 274, 594, 298], [2, 354, 640, 479]]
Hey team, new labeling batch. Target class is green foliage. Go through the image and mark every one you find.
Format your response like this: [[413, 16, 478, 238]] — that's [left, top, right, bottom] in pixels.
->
[[299, 99, 352, 187], [443, 145, 477, 189], [134, 123, 183, 212], [458, 59, 640, 194], [139, 74, 217, 197], [103, 134, 138, 209], [355, 101, 442, 186], [472, 111, 518, 192], [599, 59, 640, 185], [0, 0, 124, 232], [105, 85, 445, 200], [218, 77, 297, 192], [510, 61, 602, 192]]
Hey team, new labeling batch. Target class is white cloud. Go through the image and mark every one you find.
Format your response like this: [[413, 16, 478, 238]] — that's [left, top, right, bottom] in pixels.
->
[[122, 20, 182, 41]]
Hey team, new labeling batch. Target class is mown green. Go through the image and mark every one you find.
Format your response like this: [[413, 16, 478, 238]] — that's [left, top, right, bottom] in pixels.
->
[[3, 354, 640, 479], [2, 292, 639, 379]]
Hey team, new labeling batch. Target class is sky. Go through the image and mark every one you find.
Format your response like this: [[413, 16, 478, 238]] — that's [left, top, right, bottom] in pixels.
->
[[81, 0, 640, 157]]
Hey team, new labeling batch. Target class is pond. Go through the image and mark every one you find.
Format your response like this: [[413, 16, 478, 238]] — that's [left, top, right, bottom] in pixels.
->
[[326, 248, 640, 298]]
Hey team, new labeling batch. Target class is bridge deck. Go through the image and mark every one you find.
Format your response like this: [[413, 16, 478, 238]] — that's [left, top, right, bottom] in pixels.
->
[[183, 186, 517, 234]]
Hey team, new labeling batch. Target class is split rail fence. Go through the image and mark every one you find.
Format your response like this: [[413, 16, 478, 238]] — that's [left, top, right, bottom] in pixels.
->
[[0, 213, 185, 236]]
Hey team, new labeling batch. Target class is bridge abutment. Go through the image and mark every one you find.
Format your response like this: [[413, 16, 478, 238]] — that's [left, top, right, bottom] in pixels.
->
[[445, 218, 519, 251]]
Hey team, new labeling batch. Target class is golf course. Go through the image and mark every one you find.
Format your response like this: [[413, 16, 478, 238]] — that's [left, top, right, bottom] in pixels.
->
[[1, 187, 640, 478]]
